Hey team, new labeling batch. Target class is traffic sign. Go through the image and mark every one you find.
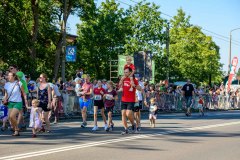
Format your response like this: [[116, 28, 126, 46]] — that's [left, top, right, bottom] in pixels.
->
[[66, 46, 77, 62]]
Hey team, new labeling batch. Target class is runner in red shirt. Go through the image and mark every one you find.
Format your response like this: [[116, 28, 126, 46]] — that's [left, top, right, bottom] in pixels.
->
[[92, 80, 107, 131], [119, 67, 142, 135], [79, 75, 93, 128]]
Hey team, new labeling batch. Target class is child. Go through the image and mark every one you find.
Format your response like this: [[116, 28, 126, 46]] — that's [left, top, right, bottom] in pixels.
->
[[0, 105, 8, 131], [119, 56, 136, 92], [28, 99, 42, 138], [198, 95, 204, 116], [148, 98, 158, 128], [104, 81, 117, 132]]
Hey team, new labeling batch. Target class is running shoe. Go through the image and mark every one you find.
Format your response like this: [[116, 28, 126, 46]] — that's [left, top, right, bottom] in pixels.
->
[[131, 124, 136, 133], [121, 129, 129, 135], [138, 124, 141, 131], [104, 124, 108, 131], [106, 127, 110, 132], [137, 127, 141, 132], [110, 124, 114, 131], [81, 122, 87, 128], [92, 125, 99, 131]]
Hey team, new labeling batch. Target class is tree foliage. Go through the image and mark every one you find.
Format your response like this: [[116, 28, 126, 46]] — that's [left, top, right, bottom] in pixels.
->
[[167, 8, 222, 84], [0, 1, 223, 84]]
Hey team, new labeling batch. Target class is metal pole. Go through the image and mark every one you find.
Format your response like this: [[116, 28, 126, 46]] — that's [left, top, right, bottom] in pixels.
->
[[61, 0, 67, 82], [228, 33, 232, 74], [166, 22, 170, 81]]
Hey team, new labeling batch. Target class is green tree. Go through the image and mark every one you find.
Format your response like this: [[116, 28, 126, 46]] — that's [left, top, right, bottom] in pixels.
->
[[124, 0, 165, 54], [168, 8, 222, 84], [77, 0, 130, 79]]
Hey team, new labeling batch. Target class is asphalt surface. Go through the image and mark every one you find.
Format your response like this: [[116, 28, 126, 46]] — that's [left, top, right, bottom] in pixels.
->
[[0, 110, 240, 160]]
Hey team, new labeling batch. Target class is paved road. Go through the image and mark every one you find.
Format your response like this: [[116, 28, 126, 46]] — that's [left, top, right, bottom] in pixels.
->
[[0, 111, 240, 160]]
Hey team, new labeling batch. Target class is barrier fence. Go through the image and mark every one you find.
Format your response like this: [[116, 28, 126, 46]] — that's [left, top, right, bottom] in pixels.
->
[[1, 92, 239, 118], [59, 92, 240, 117]]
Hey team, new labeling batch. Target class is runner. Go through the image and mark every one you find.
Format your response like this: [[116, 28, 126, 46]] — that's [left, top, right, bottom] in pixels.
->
[[79, 75, 93, 128], [104, 81, 117, 132], [182, 79, 195, 116], [119, 67, 142, 135], [133, 81, 143, 132], [92, 80, 107, 131]]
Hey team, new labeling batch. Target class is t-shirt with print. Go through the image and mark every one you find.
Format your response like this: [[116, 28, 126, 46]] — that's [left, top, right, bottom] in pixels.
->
[[124, 63, 135, 71], [182, 83, 194, 97], [105, 90, 117, 107], [93, 87, 105, 101], [82, 82, 93, 99], [0, 105, 8, 119], [122, 78, 139, 103], [4, 81, 22, 102]]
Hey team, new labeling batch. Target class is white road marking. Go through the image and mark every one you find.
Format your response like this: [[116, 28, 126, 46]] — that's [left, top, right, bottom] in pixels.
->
[[1, 121, 240, 160]]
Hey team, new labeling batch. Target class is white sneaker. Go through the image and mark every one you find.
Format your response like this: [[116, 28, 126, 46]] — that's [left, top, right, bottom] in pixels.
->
[[104, 124, 108, 131], [92, 125, 99, 131]]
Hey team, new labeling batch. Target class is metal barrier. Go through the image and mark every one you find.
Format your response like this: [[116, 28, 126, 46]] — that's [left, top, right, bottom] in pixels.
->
[[2, 92, 236, 118]]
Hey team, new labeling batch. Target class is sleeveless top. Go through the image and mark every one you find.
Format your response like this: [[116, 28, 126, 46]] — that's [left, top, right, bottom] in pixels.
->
[[38, 86, 48, 104]]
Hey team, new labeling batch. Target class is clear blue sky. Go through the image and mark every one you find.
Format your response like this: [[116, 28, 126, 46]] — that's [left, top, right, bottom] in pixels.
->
[[67, 0, 240, 73]]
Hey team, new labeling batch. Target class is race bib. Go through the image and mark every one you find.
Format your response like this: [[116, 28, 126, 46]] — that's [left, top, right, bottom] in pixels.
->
[[94, 95, 102, 100], [106, 94, 113, 100]]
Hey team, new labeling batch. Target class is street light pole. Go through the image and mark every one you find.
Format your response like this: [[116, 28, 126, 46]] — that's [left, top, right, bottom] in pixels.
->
[[166, 22, 170, 81], [228, 27, 240, 73]]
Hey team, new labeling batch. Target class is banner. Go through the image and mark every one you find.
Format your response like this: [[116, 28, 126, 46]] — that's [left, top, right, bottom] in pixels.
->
[[66, 46, 77, 62], [227, 57, 238, 92]]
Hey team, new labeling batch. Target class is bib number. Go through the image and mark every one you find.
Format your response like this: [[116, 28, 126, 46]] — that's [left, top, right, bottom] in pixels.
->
[[94, 95, 102, 100], [106, 94, 113, 100]]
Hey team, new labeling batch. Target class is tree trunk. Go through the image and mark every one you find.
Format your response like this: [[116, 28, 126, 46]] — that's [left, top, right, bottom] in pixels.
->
[[28, 0, 39, 59], [53, 1, 72, 81], [53, 36, 63, 81]]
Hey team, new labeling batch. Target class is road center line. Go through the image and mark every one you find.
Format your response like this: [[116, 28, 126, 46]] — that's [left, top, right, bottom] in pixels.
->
[[1, 121, 240, 160]]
